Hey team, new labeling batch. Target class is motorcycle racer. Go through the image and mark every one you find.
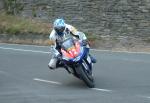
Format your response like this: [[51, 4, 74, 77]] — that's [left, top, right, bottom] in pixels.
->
[[48, 18, 96, 70]]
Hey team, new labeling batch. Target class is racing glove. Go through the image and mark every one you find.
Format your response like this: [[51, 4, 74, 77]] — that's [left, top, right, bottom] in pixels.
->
[[57, 54, 62, 61], [81, 40, 88, 46]]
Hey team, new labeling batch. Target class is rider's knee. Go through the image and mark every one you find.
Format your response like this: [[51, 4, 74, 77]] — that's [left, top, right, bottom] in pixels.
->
[[48, 58, 57, 70], [48, 64, 55, 70]]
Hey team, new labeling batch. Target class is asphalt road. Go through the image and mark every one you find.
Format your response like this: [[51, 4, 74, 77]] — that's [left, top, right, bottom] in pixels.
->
[[0, 43, 150, 103]]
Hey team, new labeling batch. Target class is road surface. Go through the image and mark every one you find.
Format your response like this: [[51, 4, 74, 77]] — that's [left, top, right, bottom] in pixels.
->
[[0, 43, 150, 103]]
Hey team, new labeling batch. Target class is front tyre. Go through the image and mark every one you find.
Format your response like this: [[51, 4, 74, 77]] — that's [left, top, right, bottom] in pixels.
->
[[78, 62, 95, 88]]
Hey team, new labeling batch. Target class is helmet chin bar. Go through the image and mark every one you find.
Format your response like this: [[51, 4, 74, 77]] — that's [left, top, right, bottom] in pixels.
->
[[57, 31, 64, 36], [55, 26, 65, 36]]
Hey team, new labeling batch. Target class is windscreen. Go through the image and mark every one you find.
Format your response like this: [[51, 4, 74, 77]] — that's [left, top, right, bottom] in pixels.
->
[[61, 38, 75, 51]]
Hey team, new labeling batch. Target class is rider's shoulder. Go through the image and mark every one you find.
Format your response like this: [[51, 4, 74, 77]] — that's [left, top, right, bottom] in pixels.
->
[[65, 24, 77, 33], [65, 24, 73, 29], [49, 29, 56, 40]]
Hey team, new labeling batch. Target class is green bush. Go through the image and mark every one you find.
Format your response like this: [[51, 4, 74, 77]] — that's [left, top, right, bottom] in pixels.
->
[[4, 0, 24, 15], [5, 26, 20, 34], [0, 12, 50, 35]]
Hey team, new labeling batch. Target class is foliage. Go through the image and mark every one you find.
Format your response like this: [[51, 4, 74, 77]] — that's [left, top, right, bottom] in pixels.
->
[[4, 0, 24, 15], [0, 12, 50, 35]]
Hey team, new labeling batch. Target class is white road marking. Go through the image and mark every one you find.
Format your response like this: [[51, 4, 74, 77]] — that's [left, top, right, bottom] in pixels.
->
[[0, 43, 48, 48], [1, 43, 150, 54], [34, 77, 113, 92], [0, 71, 10, 76], [138, 95, 150, 99], [146, 97, 150, 99], [33, 78, 62, 85], [91, 48, 150, 55], [0, 71, 7, 74], [92, 88, 113, 92], [34, 78, 113, 92], [0, 47, 50, 54]]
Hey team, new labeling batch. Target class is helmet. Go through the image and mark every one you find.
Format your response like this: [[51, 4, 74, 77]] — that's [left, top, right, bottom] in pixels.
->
[[53, 19, 66, 36]]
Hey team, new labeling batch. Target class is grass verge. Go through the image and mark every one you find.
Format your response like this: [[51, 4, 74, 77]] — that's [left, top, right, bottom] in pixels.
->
[[0, 12, 51, 35]]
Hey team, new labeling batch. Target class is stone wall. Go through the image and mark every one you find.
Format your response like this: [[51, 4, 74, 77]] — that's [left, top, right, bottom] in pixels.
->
[[19, 0, 150, 37]]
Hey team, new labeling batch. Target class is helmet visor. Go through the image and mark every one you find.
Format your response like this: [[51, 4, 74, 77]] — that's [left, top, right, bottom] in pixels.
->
[[55, 26, 65, 34]]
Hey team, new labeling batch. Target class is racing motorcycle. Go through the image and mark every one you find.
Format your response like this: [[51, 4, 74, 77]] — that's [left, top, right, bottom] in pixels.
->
[[60, 38, 95, 88]]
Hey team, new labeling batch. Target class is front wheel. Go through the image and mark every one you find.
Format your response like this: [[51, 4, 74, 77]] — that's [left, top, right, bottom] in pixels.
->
[[77, 62, 95, 88]]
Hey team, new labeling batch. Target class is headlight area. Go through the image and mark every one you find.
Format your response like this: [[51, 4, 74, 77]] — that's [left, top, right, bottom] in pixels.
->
[[73, 56, 81, 62], [73, 48, 84, 62]]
